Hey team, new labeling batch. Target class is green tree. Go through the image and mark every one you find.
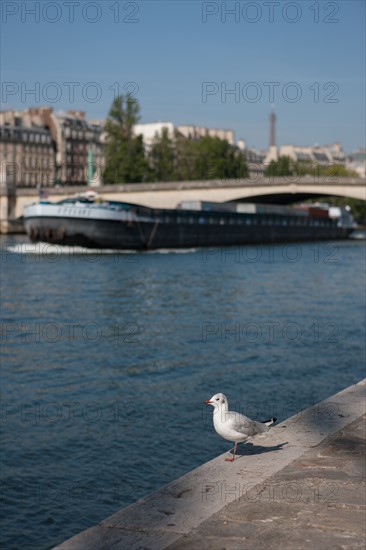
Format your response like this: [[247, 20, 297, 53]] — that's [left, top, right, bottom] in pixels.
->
[[307, 164, 359, 178], [266, 157, 359, 179], [195, 137, 248, 181], [265, 156, 293, 177], [103, 95, 149, 183], [173, 132, 199, 180], [150, 128, 176, 182], [127, 134, 152, 183]]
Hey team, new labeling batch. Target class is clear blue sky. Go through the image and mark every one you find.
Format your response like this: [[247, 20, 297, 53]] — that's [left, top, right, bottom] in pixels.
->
[[1, 0, 365, 152]]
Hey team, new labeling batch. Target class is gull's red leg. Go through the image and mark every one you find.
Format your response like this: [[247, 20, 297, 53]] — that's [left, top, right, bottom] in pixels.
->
[[225, 442, 237, 462]]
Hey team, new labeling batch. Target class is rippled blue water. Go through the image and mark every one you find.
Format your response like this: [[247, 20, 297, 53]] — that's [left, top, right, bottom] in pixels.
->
[[1, 236, 365, 549]]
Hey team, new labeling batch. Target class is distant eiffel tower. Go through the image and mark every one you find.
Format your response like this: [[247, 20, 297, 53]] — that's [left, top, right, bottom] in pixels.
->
[[269, 109, 276, 148]]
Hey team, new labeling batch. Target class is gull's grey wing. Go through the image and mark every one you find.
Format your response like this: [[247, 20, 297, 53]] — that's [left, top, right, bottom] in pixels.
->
[[225, 411, 268, 437]]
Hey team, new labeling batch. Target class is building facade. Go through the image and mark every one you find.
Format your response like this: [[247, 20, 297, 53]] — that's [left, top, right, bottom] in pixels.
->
[[176, 124, 234, 144], [1, 111, 236, 189], [0, 108, 104, 188], [279, 143, 346, 165], [133, 121, 175, 151], [0, 110, 55, 188], [45, 109, 105, 186], [133, 122, 235, 149]]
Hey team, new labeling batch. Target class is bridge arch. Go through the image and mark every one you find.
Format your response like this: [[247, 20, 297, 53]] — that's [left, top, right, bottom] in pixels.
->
[[219, 180, 365, 205], [228, 191, 364, 205]]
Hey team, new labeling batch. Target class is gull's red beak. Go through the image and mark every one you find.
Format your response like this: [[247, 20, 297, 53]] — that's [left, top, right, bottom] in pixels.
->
[[203, 400, 212, 404]]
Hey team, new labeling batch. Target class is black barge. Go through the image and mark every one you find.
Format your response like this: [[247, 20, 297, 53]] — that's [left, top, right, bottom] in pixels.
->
[[23, 196, 353, 250]]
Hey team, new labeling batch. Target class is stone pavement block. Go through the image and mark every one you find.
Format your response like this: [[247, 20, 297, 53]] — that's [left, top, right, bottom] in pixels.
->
[[170, 503, 366, 550]]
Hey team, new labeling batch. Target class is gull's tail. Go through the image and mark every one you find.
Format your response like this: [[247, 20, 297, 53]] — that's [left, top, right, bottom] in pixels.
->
[[262, 418, 277, 427]]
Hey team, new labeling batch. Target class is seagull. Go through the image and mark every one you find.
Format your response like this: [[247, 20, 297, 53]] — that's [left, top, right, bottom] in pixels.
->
[[204, 393, 277, 462]]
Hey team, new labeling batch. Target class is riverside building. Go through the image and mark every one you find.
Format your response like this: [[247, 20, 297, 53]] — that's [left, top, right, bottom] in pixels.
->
[[0, 108, 104, 188], [0, 110, 55, 188]]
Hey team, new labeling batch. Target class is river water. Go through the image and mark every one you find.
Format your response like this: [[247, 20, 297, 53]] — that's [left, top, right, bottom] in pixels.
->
[[1, 235, 365, 549]]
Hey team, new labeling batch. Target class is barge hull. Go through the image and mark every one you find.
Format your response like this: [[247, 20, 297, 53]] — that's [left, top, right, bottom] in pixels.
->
[[24, 216, 352, 250]]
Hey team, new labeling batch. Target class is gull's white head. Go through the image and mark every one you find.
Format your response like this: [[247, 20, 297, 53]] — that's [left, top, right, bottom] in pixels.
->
[[203, 393, 228, 409]]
